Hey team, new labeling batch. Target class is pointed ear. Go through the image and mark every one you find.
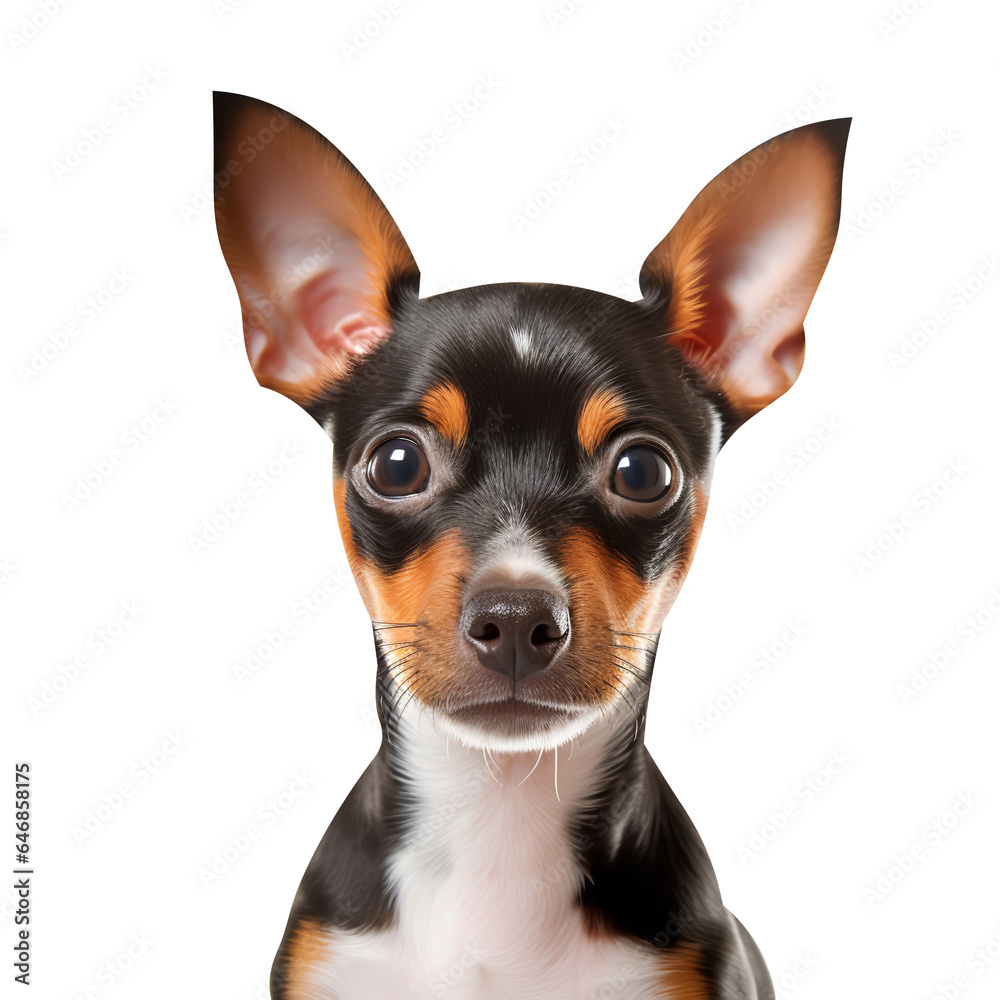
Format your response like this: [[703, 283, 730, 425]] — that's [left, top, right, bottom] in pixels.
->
[[640, 118, 850, 424], [213, 92, 419, 406]]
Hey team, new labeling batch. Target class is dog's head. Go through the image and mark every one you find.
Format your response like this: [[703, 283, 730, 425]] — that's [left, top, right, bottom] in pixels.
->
[[214, 94, 849, 752]]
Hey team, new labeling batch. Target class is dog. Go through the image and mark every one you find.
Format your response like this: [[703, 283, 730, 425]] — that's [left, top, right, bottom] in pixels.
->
[[213, 92, 849, 999]]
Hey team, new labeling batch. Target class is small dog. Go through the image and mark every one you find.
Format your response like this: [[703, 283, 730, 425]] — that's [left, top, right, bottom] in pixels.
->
[[214, 93, 849, 1000]]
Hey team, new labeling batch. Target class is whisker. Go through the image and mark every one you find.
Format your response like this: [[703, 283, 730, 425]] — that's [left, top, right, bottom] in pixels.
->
[[386, 662, 423, 714], [608, 628, 659, 641], [603, 677, 642, 741], [515, 748, 544, 789], [610, 655, 651, 685], [553, 745, 561, 802], [483, 747, 502, 785], [385, 651, 420, 677], [379, 639, 425, 651], [607, 642, 655, 654], [395, 677, 431, 720]]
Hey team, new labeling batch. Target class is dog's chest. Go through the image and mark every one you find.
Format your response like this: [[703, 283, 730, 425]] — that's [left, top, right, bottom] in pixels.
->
[[304, 733, 675, 999]]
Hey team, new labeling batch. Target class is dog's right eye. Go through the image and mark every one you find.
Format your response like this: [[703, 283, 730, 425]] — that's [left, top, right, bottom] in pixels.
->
[[366, 438, 430, 497]]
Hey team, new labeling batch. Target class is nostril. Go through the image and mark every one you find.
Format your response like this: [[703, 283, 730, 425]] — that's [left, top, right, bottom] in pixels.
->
[[474, 621, 501, 642], [530, 621, 564, 647]]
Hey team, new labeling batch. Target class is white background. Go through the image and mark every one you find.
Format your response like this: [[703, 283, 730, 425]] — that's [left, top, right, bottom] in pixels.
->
[[3, 0, 999, 998]]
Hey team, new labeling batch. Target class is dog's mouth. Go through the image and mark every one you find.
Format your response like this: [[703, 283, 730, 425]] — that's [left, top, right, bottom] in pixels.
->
[[439, 695, 597, 752], [376, 606, 657, 752], [424, 660, 617, 750], [448, 696, 578, 725]]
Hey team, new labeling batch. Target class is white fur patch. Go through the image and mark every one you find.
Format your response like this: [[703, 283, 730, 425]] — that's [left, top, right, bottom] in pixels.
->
[[509, 325, 536, 362], [465, 513, 566, 599], [298, 711, 676, 999]]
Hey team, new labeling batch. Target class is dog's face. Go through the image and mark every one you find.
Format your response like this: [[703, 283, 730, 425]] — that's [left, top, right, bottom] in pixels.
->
[[322, 283, 718, 751], [214, 94, 848, 751]]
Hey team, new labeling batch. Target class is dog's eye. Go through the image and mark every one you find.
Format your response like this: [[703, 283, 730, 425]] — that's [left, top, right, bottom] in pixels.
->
[[611, 445, 673, 502], [367, 438, 430, 497]]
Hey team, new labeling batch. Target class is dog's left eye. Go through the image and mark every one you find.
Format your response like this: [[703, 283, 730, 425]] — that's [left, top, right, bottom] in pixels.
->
[[611, 445, 673, 502], [367, 438, 430, 497]]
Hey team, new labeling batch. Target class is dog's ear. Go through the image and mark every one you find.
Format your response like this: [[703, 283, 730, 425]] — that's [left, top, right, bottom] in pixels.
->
[[640, 118, 850, 425], [213, 92, 419, 406]]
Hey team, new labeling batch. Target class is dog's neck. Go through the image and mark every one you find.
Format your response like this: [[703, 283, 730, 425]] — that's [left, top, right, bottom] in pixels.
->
[[378, 703, 652, 965]]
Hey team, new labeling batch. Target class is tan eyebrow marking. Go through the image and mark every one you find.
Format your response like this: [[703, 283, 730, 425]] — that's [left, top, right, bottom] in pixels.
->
[[577, 389, 627, 453], [419, 382, 469, 446]]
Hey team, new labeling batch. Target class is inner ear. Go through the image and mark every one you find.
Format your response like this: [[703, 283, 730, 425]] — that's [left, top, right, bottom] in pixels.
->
[[640, 118, 850, 423], [213, 92, 420, 407]]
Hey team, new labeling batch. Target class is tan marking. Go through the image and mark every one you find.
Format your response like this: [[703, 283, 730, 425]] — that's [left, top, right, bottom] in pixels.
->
[[557, 484, 709, 703], [419, 382, 469, 446], [282, 917, 334, 997], [577, 389, 627, 453], [334, 476, 469, 708], [656, 941, 711, 997]]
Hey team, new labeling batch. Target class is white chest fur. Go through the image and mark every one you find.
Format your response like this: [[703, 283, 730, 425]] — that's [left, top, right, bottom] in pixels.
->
[[300, 715, 675, 999]]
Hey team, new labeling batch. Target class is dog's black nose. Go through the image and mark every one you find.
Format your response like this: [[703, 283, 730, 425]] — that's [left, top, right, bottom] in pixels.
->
[[463, 588, 570, 682]]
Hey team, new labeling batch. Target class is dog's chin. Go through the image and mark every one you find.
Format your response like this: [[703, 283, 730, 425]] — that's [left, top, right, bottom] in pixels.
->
[[436, 698, 604, 753]]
